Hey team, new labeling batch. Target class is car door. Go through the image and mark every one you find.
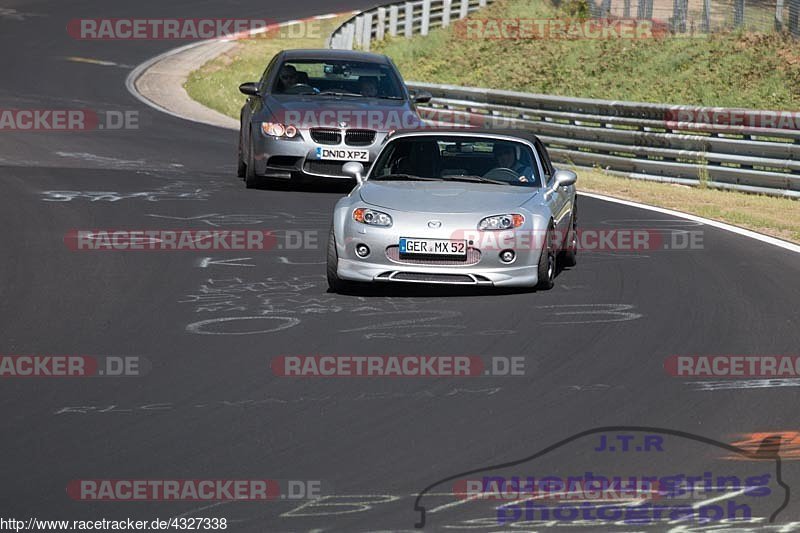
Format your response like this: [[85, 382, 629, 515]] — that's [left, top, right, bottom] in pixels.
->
[[535, 140, 572, 237]]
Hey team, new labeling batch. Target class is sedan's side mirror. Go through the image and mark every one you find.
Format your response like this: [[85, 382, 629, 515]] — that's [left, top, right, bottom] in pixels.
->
[[343, 162, 365, 184], [412, 90, 432, 104], [239, 82, 260, 96], [553, 169, 577, 188]]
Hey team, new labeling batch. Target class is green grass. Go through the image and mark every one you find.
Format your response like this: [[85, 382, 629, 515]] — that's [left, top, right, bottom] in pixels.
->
[[372, 0, 800, 109]]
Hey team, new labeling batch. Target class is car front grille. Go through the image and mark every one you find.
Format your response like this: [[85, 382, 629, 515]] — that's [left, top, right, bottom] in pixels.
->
[[385, 246, 481, 265], [391, 272, 476, 283], [303, 160, 347, 177], [310, 128, 341, 145], [345, 129, 377, 146]]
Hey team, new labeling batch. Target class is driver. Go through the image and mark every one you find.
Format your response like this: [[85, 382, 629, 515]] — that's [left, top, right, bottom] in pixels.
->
[[358, 76, 379, 98], [492, 143, 534, 183], [278, 65, 299, 91]]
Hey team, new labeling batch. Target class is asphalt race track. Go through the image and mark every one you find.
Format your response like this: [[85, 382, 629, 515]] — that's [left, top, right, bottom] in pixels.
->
[[1, 0, 800, 531]]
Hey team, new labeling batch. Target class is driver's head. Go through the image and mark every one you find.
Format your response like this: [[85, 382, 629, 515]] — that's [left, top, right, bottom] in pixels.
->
[[358, 76, 379, 97], [278, 65, 298, 88], [493, 144, 517, 168]]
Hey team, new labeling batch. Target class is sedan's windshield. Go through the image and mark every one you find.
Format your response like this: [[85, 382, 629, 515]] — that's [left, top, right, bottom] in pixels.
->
[[273, 59, 405, 99], [370, 136, 542, 186]]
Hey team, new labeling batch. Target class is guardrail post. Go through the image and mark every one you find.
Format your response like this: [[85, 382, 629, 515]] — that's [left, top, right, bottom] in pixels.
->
[[788, 0, 799, 35], [775, 0, 784, 30], [637, 0, 652, 19], [702, 0, 711, 31], [459, 0, 470, 18], [354, 15, 364, 47], [734, 0, 745, 27], [377, 7, 387, 40], [672, 0, 688, 31], [362, 12, 373, 51], [344, 23, 355, 50], [405, 2, 414, 37], [389, 5, 400, 35], [421, 0, 431, 35], [623, 0, 631, 17], [442, 0, 453, 27], [601, 0, 612, 16]]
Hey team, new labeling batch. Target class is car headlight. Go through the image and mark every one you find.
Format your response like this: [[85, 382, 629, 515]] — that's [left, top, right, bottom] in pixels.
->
[[261, 122, 298, 138], [478, 214, 525, 230], [353, 208, 392, 227]]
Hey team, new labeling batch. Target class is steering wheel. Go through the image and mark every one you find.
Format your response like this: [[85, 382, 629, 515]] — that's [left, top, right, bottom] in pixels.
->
[[483, 167, 520, 181], [283, 83, 315, 95]]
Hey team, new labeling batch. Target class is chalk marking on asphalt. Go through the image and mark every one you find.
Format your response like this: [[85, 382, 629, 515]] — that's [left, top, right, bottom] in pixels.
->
[[198, 257, 256, 268], [64, 56, 133, 68]]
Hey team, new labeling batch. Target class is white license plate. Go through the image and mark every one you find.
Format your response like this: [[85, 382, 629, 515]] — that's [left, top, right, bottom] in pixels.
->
[[315, 147, 370, 162], [399, 238, 467, 256]]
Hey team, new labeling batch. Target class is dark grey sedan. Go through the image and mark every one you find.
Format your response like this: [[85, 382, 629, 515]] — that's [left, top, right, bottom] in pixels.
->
[[237, 49, 431, 188]]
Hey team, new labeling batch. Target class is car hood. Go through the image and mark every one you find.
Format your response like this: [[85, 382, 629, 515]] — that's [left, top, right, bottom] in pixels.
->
[[264, 96, 419, 131], [358, 181, 538, 214]]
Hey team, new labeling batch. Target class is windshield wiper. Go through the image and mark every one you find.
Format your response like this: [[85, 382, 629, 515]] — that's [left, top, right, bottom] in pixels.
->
[[443, 175, 510, 185], [317, 91, 365, 97], [372, 173, 444, 181]]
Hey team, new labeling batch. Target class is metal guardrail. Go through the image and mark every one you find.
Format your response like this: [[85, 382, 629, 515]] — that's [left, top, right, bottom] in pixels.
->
[[329, 1, 800, 197], [327, 0, 492, 51]]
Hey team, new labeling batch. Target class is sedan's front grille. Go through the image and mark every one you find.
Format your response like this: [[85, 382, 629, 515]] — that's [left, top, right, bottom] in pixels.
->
[[386, 246, 481, 265], [310, 128, 341, 145], [345, 129, 377, 146], [303, 160, 347, 177]]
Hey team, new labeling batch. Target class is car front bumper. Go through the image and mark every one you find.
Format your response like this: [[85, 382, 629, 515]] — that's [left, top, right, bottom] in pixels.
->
[[334, 214, 545, 288]]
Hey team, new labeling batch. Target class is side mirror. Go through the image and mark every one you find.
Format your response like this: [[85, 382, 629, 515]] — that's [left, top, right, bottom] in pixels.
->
[[553, 169, 577, 188], [413, 90, 432, 104], [342, 162, 365, 184], [239, 82, 260, 96]]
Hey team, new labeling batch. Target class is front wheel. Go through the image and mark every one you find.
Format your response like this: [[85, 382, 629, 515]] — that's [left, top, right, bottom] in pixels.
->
[[559, 201, 578, 267], [237, 133, 246, 178], [327, 227, 355, 293], [535, 226, 556, 290], [244, 131, 260, 189]]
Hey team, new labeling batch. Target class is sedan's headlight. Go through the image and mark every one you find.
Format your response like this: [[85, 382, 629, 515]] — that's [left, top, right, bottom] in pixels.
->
[[478, 214, 525, 230], [261, 122, 298, 138], [353, 208, 392, 227]]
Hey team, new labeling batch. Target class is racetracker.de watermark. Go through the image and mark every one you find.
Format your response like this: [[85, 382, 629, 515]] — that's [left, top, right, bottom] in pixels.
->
[[449, 228, 703, 252], [271, 355, 526, 377], [665, 355, 800, 378], [0, 355, 147, 378], [453, 18, 671, 40], [665, 107, 800, 132], [67, 479, 322, 500], [0, 110, 139, 131], [64, 230, 319, 251]]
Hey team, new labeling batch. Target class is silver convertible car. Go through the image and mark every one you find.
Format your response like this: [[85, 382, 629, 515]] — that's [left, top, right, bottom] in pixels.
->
[[327, 129, 578, 292]]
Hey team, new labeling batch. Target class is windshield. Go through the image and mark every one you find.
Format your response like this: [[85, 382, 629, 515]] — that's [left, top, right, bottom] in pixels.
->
[[273, 59, 405, 99], [370, 136, 541, 186]]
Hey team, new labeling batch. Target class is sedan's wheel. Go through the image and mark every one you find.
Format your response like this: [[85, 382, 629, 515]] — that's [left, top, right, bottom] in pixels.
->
[[236, 134, 246, 178], [559, 201, 578, 267], [327, 227, 354, 294], [244, 133, 260, 189], [535, 226, 556, 291]]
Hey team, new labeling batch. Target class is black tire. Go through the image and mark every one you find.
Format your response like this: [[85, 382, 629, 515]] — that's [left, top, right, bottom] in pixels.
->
[[559, 201, 578, 268], [244, 132, 260, 189], [237, 134, 246, 178], [535, 225, 556, 291], [327, 227, 354, 293]]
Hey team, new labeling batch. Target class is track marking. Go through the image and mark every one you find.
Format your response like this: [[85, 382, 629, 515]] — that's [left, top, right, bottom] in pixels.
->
[[581, 192, 800, 255]]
